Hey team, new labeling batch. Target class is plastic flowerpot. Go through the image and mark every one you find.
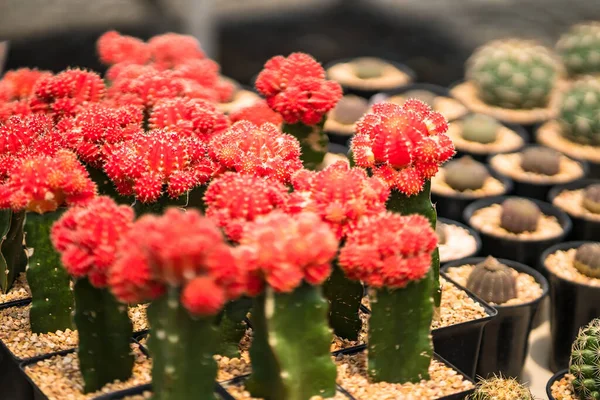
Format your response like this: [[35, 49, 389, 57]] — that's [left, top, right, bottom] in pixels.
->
[[442, 258, 549, 379], [548, 179, 600, 242], [546, 369, 568, 400], [327, 142, 350, 156], [541, 241, 600, 373], [432, 168, 513, 224], [488, 146, 589, 202], [463, 196, 572, 269], [437, 218, 482, 264]]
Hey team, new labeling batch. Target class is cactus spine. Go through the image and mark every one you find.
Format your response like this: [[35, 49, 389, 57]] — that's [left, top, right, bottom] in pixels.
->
[[25, 211, 75, 333], [283, 119, 329, 170], [569, 318, 600, 400], [147, 287, 219, 400], [215, 297, 252, 358], [247, 283, 337, 400], [469, 375, 534, 400], [323, 259, 363, 341], [74, 278, 133, 392], [0, 210, 27, 293]]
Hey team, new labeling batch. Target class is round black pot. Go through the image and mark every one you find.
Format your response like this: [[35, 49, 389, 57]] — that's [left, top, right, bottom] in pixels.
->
[[326, 130, 352, 147], [488, 145, 589, 202], [370, 82, 455, 106], [541, 241, 600, 373], [327, 142, 350, 157], [546, 369, 568, 400], [437, 218, 482, 264], [323, 58, 416, 99], [442, 258, 548, 379], [547, 179, 600, 241], [432, 167, 513, 224], [463, 196, 572, 269]]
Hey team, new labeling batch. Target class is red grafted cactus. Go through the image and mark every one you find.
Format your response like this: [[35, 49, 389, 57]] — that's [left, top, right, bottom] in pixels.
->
[[229, 99, 283, 126], [172, 59, 220, 88], [215, 78, 237, 103], [204, 172, 290, 242], [0, 68, 53, 101], [255, 53, 326, 97], [209, 121, 302, 184], [290, 161, 390, 239], [352, 100, 455, 196], [149, 98, 229, 142], [103, 129, 214, 203], [51, 196, 134, 287], [238, 211, 339, 295], [338, 212, 437, 288], [147, 33, 205, 69], [96, 31, 151, 66], [0, 150, 97, 213]]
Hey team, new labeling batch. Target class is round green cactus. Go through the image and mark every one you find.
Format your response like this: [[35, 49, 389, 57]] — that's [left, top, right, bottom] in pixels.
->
[[351, 57, 387, 79], [500, 198, 541, 234], [444, 156, 489, 191], [520, 147, 561, 176], [558, 78, 600, 146], [469, 374, 534, 400], [574, 243, 600, 278], [569, 318, 600, 400], [461, 113, 501, 144], [331, 95, 369, 125], [466, 39, 563, 109], [557, 22, 600, 77], [583, 184, 600, 214]]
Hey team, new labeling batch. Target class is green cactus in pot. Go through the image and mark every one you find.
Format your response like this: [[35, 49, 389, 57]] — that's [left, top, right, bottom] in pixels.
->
[[558, 77, 600, 147], [569, 318, 600, 400], [500, 198, 541, 234], [557, 22, 600, 77]]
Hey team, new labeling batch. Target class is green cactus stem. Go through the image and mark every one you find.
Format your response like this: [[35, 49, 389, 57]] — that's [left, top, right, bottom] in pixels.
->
[[283, 119, 328, 171], [147, 287, 219, 400], [247, 283, 337, 400], [0, 210, 27, 294], [215, 297, 252, 359], [73, 278, 134, 393], [323, 259, 363, 341], [86, 165, 132, 205], [25, 210, 75, 333], [133, 192, 188, 217]]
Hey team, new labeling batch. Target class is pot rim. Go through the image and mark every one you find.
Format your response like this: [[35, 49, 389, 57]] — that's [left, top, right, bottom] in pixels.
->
[[437, 217, 483, 262], [547, 178, 600, 203], [546, 369, 568, 400], [541, 240, 600, 290], [323, 57, 417, 86], [431, 164, 514, 201]]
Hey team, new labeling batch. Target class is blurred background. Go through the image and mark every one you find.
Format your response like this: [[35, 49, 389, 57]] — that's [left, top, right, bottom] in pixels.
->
[[2, 0, 600, 85]]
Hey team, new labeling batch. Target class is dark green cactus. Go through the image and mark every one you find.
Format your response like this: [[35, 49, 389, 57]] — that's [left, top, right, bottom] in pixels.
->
[[436, 222, 447, 245], [461, 114, 501, 144], [469, 375, 534, 400], [466, 257, 517, 304], [556, 22, 600, 77], [215, 297, 252, 359], [247, 283, 337, 400], [558, 78, 600, 146], [283, 118, 328, 171], [402, 90, 436, 107], [352, 57, 387, 79], [569, 318, 600, 400], [147, 287, 219, 400], [133, 191, 189, 216], [444, 156, 489, 191], [583, 184, 600, 214], [500, 198, 541, 234], [331, 95, 369, 125], [74, 278, 134, 393], [85, 165, 132, 206], [25, 211, 75, 333], [520, 147, 561, 176], [323, 260, 363, 341], [0, 210, 27, 294], [574, 243, 600, 278]]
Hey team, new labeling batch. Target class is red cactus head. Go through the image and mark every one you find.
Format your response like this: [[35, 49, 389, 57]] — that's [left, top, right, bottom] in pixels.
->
[[109, 208, 244, 316], [229, 99, 283, 127], [351, 100, 454, 196], [0, 100, 32, 123], [96, 31, 151, 66], [338, 212, 437, 288], [0, 68, 52, 101], [209, 121, 302, 184], [148, 33, 205, 69], [255, 53, 326, 97], [51, 196, 134, 287], [172, 59, 220, 88], [204, 172, 290, 242], [0, 149, 97, 213], [215, 78, 237, 103]]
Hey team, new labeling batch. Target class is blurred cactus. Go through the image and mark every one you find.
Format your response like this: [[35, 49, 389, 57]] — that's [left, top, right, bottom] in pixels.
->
[[574, 243, 600, 278], [558, 78, 600, 146], [557, 22, 600, 77], [469, 374, 533, 400], [445, 156, 489, 191], [461, 114, 500, 144], [436, 222, 447, 245], [402, 90, 436, 107], [466, 39, 562, 109], [331, 95, 369, 125], [500, 198, 541, 234], [570, 318, 600, 400], [352, 57, 387, 79], [520, 147, 561, 176], [583, 184, 600, 214], [466, 256, 517, 304]]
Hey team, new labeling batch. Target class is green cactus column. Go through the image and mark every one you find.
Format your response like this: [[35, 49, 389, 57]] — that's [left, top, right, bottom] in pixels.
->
[[323, 259, 363, 340], [74, 278, 134, 392], [247, 283, 337, 400], [25, 210, 75, 333], [147, 287, 219, 400], [283, 119, 328, 170], [0, 210, 27, 294], [215, 297, 252, 358]]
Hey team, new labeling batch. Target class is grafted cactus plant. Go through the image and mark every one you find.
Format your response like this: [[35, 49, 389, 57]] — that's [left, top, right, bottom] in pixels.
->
[[0, 68, 52, 122], [238, 211, 339, 400], [558, 78, 600, 146], [228, 99, 284, 127], [51, 196, 134, 392], [556, 22, 600, 77], [109, 208, 246, 400], [339, 212, 438, 383], [0, 150, 97, 333], [255, 52, 343, 170], [569, 318, 600, 400]]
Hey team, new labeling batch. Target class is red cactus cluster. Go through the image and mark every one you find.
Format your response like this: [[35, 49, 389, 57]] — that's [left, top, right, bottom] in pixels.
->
[[338, 212, 437, 288], [237, 211, 339, 295], [0, 150, 97, 213], [290, 161, 390, 239], [351, 100, 455, 196], [51, 196, 134, 287], [109, 208, 244, 316], [255, 52, 342, 125], [229, 99, 283, 126], [204, 172, 290, 242], [209, 121, 302, 184], [0, 68, 52, 122]]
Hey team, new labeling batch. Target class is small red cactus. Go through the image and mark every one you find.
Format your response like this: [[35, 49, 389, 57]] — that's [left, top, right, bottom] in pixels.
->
[[209, 121, 302, 184], [0, 150, 97, 213], [229, 99, 283, 126], [238, 211, 338, 294], [172, 59, 220, 88], [352, 100, 455, 196], [51, 196, 134, 287], [96, 31, 151, 66], [0, 68, 52, 101], [255, 53, 326, 97], [204, 172, 290, 242], [215, 78, 237, 103], [109, 208, 244, 316], [338, 212, 437, 288], [147, 33, 205, 69]]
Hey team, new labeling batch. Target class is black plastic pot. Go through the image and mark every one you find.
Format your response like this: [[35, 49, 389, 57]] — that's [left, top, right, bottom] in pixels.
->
[[370, 82, 460, 109], [437, 218, 482, 264], [464, 196, 572, 269], [488, 145, 589, 202], [541, 241, 600, 373], [327, 142, 350, 156], [432, 167, 513, 224], [546, 369, 568, 400], [548, 179, 600, 241], [442, 258, 548, 379], [325, 129, 353, 147], [324, 58, 416, 99]]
